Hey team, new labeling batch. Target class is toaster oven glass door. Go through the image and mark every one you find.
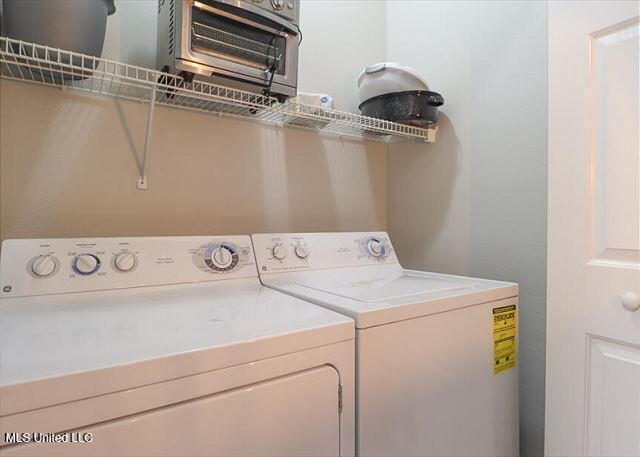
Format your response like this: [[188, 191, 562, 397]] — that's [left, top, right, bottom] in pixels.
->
[[190, 1, 289, 76]]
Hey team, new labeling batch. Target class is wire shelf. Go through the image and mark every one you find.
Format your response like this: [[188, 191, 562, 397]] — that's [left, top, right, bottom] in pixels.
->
[[0, 36, 436, 143]]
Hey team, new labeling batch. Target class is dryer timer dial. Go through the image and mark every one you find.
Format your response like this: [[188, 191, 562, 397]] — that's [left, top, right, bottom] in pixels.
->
[[364, 237, 388, 259], [203, 244, 240, 272], [72, 254, 101, 275]]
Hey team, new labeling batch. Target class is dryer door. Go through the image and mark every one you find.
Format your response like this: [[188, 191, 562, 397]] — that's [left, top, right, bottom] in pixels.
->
[[2, 366, 341, 457]]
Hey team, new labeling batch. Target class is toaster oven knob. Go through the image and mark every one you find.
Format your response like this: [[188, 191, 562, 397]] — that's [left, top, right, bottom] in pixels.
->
[[271, 0, 284, 9]]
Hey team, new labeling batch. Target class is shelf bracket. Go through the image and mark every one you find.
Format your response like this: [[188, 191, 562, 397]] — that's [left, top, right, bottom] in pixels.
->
[[137, 84, 158, 190]]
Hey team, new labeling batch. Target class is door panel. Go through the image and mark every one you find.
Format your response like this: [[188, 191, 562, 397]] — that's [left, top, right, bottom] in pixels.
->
[[1, 366, 340, 457], [547, 2, 640, 456], [587, 337, 640, 456], [590, 18, 640, 266]]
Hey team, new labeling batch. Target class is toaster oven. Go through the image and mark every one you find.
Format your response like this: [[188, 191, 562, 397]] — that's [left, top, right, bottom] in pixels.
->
[[157, 0, 300, 101]]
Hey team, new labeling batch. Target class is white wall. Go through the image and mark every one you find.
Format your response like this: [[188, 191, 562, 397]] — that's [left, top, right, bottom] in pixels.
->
[[298, 0, 386, 111], [387, 2, 548, 456], [0, 0, 389, 240]]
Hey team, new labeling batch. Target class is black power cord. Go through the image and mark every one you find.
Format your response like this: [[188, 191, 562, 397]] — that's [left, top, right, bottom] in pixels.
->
[[263, 27, 286, 100], [293, 23, 303, 45]]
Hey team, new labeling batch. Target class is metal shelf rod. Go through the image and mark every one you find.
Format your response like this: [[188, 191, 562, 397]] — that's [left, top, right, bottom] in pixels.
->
[[138, 84, 158, 190]]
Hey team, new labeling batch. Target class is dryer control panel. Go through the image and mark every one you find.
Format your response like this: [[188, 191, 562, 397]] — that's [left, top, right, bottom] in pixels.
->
[[0, 236, 256, 298], [252, 232, 399, 274]]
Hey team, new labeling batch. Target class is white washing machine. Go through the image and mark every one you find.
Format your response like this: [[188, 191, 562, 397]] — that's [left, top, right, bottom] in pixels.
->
[[252, 232, 519, 457], [0, 236, 355, 457]]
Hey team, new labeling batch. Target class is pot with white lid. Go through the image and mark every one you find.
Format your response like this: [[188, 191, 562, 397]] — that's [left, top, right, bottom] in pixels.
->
[[357, 62, 430, 103], [357, 62, 444, 126], [1, 0, 116, 80]]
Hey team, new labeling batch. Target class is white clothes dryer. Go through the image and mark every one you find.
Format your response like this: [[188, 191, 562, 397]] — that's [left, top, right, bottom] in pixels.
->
[[0, 236, 355, 456]]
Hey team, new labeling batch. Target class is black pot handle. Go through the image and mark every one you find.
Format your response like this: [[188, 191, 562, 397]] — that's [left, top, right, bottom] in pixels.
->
[[427, 94, 444, 107]]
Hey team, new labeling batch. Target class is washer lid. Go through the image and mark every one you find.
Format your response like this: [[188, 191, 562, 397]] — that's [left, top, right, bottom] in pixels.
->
[[267, 265, 518, 328], [297, 270, 475, 303], [0, 279, 353, 416]]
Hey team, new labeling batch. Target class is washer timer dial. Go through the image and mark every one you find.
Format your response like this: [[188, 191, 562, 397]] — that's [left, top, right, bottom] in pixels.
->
[[272, 244, 287, 261]]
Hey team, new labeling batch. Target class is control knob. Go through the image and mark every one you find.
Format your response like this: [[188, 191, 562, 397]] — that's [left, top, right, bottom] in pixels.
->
[[203, 244, 239, 272], [30, 254, 58, 277], [211, 246, 233, 269], [367, 239, 384, 258], [114, 252, 137, 272], [294, 245, 309, 259], [271, 0, 284, 9], [72, 254, 101, 275], [272, 244, 287, 260]]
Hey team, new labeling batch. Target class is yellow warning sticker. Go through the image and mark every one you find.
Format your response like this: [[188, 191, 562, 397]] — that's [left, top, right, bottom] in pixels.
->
[[493, 304, 517, 374]]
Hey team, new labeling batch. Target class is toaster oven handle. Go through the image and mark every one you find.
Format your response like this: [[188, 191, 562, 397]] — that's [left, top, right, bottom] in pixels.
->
[[192, 0, 298, 36]]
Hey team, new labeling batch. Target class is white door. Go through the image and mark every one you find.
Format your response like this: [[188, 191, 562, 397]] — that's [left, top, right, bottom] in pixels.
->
[[546, 2, 640, 456]]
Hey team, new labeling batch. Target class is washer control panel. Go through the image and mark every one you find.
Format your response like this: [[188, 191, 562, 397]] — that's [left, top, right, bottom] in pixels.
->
[[252, 232, 398, 273], [1, 236, 256, 298]]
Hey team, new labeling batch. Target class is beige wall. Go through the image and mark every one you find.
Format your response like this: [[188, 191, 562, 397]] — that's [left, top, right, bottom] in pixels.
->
[[0, 81, 387, 240], [0, 0, 389, 241]]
